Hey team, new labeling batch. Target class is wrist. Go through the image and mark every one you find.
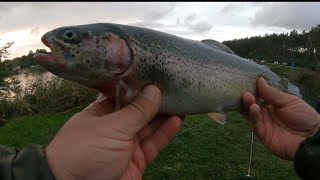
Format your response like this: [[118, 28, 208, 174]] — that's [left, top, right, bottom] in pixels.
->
[[293, 131, 320, 179]]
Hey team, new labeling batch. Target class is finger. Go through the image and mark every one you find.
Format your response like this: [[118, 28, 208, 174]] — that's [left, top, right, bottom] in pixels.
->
[[241, 92, 257, 115], [107, 85, 162, 136], [137, 116, 170, 140], [80, 95, 115, 117], [257, 77, 298, 107], [247, 104, 266, 143], [248, 104, 261, 125], [140, 116, 182, 166], [138, 115, 186, 140]]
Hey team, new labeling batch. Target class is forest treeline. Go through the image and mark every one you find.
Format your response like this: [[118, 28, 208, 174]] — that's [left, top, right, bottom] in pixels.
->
[[223, 24, 320, 70]]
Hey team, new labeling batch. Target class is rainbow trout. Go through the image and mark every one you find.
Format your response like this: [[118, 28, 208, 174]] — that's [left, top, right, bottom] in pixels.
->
[[33, 23, 301, 124]]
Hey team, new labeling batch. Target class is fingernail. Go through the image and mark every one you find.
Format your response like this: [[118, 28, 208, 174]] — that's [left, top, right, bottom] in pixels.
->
[[260, 77, 269, 87], [96, 94, 108, 102], [171, 116, 182, 128], [139, 85, 160, 103], [85, 95, 108, 109]]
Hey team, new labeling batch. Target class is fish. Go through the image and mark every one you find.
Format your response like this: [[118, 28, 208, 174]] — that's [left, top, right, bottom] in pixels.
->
[[33, 23, 301, 124]]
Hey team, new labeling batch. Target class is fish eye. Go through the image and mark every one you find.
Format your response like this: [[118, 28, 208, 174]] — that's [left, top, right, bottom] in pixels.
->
[[63, 30, 77, 40]]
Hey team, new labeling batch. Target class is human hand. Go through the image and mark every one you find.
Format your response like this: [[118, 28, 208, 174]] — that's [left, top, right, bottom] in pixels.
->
[[242, 78, 320, 160], [45, 85, 183, 180]]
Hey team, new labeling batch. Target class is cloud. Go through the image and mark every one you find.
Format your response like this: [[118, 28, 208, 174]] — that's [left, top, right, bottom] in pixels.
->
[[0, 2, 177, 34], [189, 22, 212, 33], [143, 3, 176, 21], [30, 27, 40, 36], [0, 2, 22, 11], [180, 13, 212, 33], [220, 3, 243, 15], [132, 8, 212, 33], [220, 2, 268, 15], [252, 2, 320, 30]]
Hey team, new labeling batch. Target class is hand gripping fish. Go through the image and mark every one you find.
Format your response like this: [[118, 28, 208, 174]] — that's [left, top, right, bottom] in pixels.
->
[[33, 23, 301, 124]]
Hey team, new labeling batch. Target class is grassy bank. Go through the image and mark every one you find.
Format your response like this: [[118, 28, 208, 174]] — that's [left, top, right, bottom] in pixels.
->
[[0, 110, 298, 179]]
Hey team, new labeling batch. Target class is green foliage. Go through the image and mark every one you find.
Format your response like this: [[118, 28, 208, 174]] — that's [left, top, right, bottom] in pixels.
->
[[223, 24, 320, 70], [0, 42, 15, 86], [268, 65, 320, 106], [0, 41, 14, 62], [0, 74, 98, 119], [8, 49, 48, 70]]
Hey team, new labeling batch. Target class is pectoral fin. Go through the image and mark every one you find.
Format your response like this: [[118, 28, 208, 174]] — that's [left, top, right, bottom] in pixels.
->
[[207, 112, 227, 125]]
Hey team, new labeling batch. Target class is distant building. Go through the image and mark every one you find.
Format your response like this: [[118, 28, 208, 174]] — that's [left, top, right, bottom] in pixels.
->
[[281, 62, 288, 66], [273, 61, 279, 65]]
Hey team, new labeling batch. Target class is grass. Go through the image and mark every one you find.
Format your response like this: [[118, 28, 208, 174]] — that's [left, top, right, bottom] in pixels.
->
[[0, 110, 298, 179], [0, 108, 80, 148]]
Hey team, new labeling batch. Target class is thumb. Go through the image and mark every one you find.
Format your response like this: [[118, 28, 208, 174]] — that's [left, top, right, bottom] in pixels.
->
[[257, 77, 297, 107], [109, 85, 162, 136]]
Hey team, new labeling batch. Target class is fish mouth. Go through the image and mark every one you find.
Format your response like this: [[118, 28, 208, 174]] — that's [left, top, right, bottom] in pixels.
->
[[41, 34, 50, 47], [35, 34, 69, 68], [33, 53, 57, 68]]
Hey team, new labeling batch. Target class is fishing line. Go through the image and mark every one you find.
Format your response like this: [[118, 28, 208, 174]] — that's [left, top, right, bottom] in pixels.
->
[[174, 119, 210, 138], [246, 131, 254, 177]]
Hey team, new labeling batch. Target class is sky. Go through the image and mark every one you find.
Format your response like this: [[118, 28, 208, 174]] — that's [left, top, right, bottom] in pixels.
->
[[1, 2, 320, 59]]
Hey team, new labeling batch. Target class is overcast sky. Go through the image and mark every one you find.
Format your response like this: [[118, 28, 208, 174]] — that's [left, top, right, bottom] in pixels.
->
[[1, 2, 319, 59]]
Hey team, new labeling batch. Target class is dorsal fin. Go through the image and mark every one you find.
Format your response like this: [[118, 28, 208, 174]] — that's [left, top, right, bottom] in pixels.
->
[[201, 39, 237, 56]]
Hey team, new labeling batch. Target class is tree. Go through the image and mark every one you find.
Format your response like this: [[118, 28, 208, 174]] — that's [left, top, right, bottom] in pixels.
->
[[309, 24, 320, 70], [0, 41, 14, 62], [0, 41, 14, 86], [222, 24, 320, 70]]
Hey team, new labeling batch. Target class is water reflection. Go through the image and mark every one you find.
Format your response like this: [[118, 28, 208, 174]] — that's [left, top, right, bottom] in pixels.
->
[[2, 72, 58, 99]]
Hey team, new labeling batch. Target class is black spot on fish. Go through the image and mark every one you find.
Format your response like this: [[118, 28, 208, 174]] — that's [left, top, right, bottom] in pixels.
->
[[68, 47, 71, 50], [71, 54, 75, 58], [77, 45, 80, 48], [90, 64, 93, 68], [76, 51, 79, 54], [86, 60, 90, 64]]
